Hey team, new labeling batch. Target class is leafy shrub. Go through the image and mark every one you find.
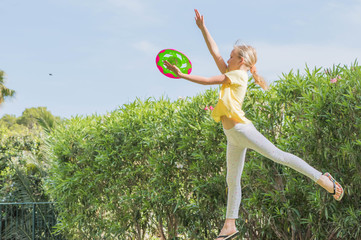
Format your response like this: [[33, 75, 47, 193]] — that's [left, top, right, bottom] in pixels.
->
[[0, 108, 62, 239], [0, 126, 48, 203], [46, 62, 361, 239]]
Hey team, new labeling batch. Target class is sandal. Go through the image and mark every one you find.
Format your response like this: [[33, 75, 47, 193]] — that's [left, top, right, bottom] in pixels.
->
[[323, 173, 344, 201], [216, 231, 239, 239]]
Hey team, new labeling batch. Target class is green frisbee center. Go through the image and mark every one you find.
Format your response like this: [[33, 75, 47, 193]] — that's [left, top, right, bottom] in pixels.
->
[[167, 56, 180, 67]]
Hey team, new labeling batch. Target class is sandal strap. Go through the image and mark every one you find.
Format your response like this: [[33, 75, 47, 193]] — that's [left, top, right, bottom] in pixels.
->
[[217, 231, 239, 239], [324, 172, 343, 198], [332, 179, 336, 195]]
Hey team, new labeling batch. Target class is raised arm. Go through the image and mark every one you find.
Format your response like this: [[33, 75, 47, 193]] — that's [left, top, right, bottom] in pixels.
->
[[195, 9, 227, 74]]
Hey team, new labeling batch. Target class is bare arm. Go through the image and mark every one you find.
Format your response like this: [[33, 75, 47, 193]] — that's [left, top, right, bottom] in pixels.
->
[[164, 60, 230, 85], [195, 9, 227, 74], [180, 73, 229, 85]]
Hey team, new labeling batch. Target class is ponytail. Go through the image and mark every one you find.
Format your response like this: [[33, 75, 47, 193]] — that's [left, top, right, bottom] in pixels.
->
[[250, 65, 268, 91]]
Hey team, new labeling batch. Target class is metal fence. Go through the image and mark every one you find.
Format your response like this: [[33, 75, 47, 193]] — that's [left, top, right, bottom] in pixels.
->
[[0, 202, 64, 240]]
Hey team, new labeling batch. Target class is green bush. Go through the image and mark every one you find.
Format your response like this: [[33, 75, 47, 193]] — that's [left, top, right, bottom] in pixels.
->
[[238, 63, 361, 239], [0, 108, 62, 240], [46, 62, 361, 239], [0, 126, 48, 203]]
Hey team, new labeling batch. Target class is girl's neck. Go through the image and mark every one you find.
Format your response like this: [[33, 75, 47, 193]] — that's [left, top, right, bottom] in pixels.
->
[[239, 64, 250, 72], [229, 64, 249, 72]]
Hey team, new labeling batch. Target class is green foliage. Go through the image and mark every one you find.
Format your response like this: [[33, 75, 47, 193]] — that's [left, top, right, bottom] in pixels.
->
[[0, 127, 48, 203], [45, 92, 224, 239], [0, 70, 15, 104], [239, 62, 361, 239], [16, 107, 61, 131], [0, 107, 62, 213], [0, 107, 61, 136], [46, 62, 361, 239], [0, 107, 63, 239]]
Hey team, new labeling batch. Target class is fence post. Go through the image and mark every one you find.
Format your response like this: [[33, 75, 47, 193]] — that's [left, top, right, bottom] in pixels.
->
[[0, 204, 2, 240], [32, 203, 36, 240]]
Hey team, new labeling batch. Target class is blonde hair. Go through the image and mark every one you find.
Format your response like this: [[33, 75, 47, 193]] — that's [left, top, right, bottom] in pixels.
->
[[233, 43, 268, 90]]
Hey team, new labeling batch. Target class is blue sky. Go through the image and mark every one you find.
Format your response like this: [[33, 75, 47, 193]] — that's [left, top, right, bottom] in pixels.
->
[[1, 0, 360, 118]]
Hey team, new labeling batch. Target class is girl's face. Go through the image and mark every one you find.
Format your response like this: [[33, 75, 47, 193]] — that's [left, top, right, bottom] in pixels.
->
[[227, 49, 243, 70]]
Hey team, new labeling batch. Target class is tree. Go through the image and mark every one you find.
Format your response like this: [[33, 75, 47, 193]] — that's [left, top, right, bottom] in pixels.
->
[[0, 114, 17, 127], [16, 107, 61, 131], [0, 70, 15, 105]]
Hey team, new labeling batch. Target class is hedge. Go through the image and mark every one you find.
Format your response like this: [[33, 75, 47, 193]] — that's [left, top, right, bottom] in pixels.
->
[[46, 62, 361, 239]]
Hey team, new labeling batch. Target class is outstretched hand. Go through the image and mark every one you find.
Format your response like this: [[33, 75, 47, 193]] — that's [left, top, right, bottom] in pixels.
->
[[164, 61, 182, 78], [194, 9, 205, 30]]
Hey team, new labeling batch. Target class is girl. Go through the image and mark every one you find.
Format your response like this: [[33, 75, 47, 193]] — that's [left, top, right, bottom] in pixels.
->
[[164, 9, 344, 240]]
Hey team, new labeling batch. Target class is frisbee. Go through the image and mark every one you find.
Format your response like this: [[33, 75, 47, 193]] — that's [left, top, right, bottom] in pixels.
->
[[155, 49, 192, 79]]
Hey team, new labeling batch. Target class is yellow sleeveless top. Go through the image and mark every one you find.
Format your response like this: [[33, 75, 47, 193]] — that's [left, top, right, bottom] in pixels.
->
[[211, 70, 251, 124]]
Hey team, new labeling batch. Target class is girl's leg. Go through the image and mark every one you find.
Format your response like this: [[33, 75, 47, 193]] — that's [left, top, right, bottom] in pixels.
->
[[238, 123, 344, 199], [216, 130, 247, 239], [225, 143, 247, 219], [232, 123, 322, 182]]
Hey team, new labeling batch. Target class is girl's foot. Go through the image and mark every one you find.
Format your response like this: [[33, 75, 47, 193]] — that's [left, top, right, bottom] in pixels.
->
[[317, 173, 344, 201], [323, 172, 344, 201], [215, 227, 238, 240]]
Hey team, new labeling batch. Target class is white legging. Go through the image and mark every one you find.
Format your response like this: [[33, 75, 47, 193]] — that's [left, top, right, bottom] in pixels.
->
[[223, 122, 322, 219]]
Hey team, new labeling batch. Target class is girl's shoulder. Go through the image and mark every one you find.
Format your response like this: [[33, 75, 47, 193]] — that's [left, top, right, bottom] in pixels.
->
[[225, 70, 248, 84]]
